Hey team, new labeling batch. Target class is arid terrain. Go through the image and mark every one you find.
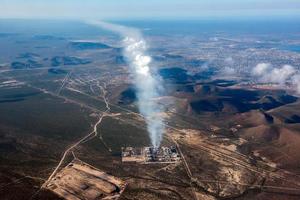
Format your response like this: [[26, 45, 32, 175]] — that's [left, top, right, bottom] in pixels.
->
[[0, 20, 300, 200]]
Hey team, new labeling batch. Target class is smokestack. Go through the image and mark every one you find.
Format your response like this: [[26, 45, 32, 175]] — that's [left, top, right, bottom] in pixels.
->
[[88, 20, 165, 148]]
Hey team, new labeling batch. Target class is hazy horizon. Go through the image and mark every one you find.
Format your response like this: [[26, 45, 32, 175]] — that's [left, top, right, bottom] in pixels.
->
[[1, 0, 300, 20]]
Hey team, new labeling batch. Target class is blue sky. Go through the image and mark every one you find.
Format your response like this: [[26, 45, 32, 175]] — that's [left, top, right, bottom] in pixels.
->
[[1, 0, 300, 19]]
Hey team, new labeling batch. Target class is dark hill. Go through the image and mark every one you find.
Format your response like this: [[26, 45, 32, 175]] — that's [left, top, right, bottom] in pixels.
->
[[70, 42, 111, 50]]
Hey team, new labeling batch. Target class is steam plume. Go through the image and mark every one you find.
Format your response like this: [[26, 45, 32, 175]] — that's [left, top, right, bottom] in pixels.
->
[[88, 21, 165, 148]]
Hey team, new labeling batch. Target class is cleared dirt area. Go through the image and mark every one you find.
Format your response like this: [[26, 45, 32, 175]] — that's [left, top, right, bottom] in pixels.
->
[[44, 160, 126, 200]]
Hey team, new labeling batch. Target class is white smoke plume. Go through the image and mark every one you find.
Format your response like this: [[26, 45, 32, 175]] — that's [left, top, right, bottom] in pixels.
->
[[252, 63, 300, 95], [88, 20, 165, 148]]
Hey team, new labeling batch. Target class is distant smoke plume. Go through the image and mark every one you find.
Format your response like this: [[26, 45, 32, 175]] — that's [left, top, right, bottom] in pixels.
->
[[252, 63, 300, 95], [222, 67, 236, 76], [222, 57, 236, 75], [225, 57, 234, 65], [88, 21, 165, 148]]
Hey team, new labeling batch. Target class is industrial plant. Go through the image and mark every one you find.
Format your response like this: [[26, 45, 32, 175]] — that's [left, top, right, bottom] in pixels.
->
[[122, 146, 181, 164]]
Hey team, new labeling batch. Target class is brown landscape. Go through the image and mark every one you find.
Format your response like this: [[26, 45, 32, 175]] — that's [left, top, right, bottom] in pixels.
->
[[0, 18, 300, 200]]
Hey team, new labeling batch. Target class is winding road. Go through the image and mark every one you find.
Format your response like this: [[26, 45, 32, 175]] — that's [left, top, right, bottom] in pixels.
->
[[42, 81, 111, 188]]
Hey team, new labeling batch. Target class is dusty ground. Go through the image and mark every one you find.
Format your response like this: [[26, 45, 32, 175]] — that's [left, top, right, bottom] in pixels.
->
[[44, 159, 126, 200], [168, 128, 300, 199]]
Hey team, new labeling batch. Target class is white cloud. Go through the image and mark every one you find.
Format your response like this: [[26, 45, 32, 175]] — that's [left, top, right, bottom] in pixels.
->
[[252, 63, 271, 76], [291, 74, 300, 94], [222, 67, 236, 75], [266, 65, 295, 85], [252, 63, 300, 94]]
